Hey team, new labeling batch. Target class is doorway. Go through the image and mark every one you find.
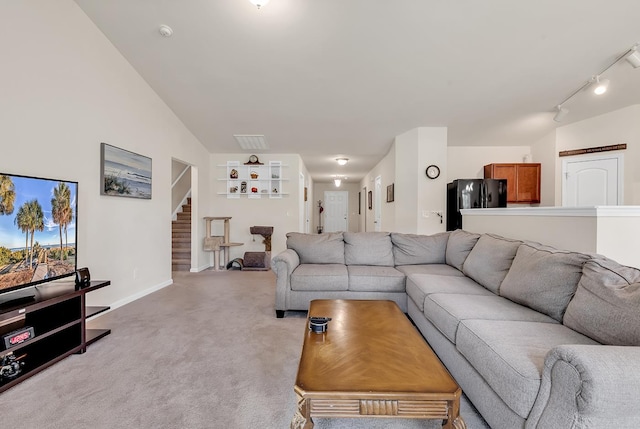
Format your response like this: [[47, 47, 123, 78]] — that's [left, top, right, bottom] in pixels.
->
[[323, 191, 348, 232], [562, 153, 623, 206], [374, 176, 382, 231]]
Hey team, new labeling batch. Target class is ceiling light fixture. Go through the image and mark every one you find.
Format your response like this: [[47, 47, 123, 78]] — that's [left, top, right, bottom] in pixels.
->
[[591, 76, 610, 95], [334, 178, 342, 187], [626, 47, 640, 68], [336, 158, 349, 166], [552, 43, 639, 122], [158, 25, 173, 37], [249, 0, 270, 9]]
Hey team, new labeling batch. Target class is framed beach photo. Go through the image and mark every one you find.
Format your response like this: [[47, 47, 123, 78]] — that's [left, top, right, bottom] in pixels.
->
[[100, 143, 152, 199]]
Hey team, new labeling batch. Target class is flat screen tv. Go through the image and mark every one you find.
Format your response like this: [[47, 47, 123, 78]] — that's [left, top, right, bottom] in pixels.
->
[[0, 172, 78, 297]]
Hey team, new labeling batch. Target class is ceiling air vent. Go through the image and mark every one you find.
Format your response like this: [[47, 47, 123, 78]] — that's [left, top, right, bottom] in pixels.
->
[[233, 135, 269, 150]]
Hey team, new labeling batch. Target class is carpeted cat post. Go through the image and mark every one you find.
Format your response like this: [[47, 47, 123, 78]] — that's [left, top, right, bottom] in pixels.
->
[[243, 226, 274, 271]]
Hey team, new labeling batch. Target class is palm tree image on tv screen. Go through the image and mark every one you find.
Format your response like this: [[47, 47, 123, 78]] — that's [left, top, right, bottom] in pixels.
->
[[0, 173, 78, 291]]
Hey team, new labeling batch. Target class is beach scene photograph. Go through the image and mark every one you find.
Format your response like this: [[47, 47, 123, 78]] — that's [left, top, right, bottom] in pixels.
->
[[0, 174, 77, 291], [100, 143, 152, 199]]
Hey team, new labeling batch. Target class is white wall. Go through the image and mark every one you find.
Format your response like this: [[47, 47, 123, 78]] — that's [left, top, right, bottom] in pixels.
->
[[361, 142, 396, 232], [530, 131, 557, 206], [416, 128, 448, 234], [0, 1, 212, 307], [555, 105, 640, 205], [209, 154, 303, 262], [447, 146, 533, 181]]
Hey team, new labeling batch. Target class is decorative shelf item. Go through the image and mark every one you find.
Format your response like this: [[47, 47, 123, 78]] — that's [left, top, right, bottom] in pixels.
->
[[219, 160, 287, 198]]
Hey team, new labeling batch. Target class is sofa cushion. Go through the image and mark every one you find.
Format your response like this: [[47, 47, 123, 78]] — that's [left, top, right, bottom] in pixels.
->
[[462, 234, 521, 294], [347, 266, 405, 292], [391, 232, 449, 265], [286, 232, 345, 265], [406, 274, 492, 312], [290, 264, 348, 291], [500, 242, 589, 322], [564, 258, 640, 346], [456, 320, 598, 419], [344, 232, 394, 266], [445, 229, 480, 271], [395, 264, 465, 277], [424, 294, 557, 344]]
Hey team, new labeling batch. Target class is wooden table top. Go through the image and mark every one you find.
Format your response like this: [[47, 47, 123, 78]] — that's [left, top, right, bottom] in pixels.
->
[[295, 299, 460, 398]]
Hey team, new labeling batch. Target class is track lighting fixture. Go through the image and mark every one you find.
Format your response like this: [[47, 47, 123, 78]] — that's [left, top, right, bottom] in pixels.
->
[[626, 48, 640, 68], [552, 43, 638, 122], [553, 105, 569, 122], [591, 76, 610, 95]]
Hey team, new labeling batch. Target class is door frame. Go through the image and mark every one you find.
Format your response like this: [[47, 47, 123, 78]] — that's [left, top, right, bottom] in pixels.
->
[[561, 152, 624, 206]]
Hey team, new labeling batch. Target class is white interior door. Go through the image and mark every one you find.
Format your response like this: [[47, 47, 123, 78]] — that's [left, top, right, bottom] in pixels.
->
[[562, 154, 623, 206], [374, 176, 382, 231], [323, 191, 348, 232]]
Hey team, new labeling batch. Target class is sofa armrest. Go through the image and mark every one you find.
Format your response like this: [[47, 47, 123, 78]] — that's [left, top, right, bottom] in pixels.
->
[[272, 249, 300, 314], [527, 344, 640, 429]]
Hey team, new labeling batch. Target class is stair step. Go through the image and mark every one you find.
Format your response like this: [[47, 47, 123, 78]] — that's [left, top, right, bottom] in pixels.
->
[[172, 264, 191, 272], [172, 232, 191, 239], [172, 226, 190, 233], [172, 241, 190, 248], [172, 250, 190, 257], [181, 205, 191, 212]]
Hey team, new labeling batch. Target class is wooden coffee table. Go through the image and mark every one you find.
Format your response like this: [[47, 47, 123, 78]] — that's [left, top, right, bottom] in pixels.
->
[[291, 299, 466, 429]]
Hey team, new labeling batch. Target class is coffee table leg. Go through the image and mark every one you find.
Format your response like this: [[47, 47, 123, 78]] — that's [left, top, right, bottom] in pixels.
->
[[442, 399, 466, 429], [291, 393, 313, 429]]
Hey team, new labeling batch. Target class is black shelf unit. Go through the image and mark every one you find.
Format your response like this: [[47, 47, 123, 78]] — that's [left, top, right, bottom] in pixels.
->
[[0, 280, 110, 393]]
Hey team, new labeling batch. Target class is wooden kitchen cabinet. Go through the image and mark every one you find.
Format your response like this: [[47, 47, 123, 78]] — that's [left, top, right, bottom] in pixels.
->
[[484, 163, 541, 203]]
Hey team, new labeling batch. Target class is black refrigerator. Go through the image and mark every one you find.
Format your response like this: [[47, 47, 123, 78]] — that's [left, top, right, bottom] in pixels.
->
[[446, 179, 507, 231]]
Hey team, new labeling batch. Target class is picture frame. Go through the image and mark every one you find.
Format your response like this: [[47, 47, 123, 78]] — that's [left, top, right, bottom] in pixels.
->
[[100, 143, 152, 199], [358, 191, 361, 214], [304, 187, 308, 202], [386, 184, 394, 203], [368, 190, 372, 210]]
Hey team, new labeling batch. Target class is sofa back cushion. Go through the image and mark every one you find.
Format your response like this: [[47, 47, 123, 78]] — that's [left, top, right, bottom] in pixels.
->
[[344, 232, 394, 266], [563, 257, 640, 346], [391, 232, 449, 265], [462, 234, 521, 294], [286, 232, 345, 264], [500, 242, 589, 322], [445, 229, 480, 271]]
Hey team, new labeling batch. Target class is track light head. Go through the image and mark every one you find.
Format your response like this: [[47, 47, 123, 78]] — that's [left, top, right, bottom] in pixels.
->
[[554, 105, 569, 122], [626, 49, 640, 68], [592, 76, 610, 95]]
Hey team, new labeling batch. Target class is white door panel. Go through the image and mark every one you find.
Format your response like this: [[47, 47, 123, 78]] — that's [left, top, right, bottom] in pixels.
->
[[563, 154, 622, 206], [324, 191, 348, 232]]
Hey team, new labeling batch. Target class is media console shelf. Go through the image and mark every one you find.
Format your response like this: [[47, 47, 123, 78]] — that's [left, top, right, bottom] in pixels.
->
[[0, 280, 111, 393]]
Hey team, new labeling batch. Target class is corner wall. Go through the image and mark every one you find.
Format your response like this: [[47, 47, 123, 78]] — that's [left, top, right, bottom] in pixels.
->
[[0, 1, 212, 307]]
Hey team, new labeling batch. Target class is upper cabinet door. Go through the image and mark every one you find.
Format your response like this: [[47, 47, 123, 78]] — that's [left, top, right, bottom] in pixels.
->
[[484, 163, 541, 204]]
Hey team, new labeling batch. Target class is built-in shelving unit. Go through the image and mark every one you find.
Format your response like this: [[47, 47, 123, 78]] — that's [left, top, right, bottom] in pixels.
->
[[0, 280, 111, 393], [218, 161, 288, 198]]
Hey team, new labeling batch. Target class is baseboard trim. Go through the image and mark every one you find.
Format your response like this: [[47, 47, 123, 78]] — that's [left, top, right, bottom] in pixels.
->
[[87, 279, 174, 320], [191, 264, 211, 272]]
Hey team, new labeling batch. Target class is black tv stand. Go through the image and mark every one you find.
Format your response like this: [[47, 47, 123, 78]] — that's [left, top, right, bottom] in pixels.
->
[[0, 295, 35, 310], [0, 280, 110, 393]]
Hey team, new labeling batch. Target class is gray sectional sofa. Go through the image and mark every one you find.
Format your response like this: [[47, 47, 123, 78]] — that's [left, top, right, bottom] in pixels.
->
[[272, 230, 640, 429]]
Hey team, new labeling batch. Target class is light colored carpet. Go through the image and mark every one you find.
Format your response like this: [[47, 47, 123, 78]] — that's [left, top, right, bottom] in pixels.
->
[[0, 270, 489, 429]]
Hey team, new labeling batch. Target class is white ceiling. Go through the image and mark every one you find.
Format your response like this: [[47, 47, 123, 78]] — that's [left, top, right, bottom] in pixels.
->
[[74, 0, 640, 183]]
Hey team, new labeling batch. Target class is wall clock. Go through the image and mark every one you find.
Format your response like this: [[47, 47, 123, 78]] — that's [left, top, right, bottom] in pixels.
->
[[426, 165, 440, 179]]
